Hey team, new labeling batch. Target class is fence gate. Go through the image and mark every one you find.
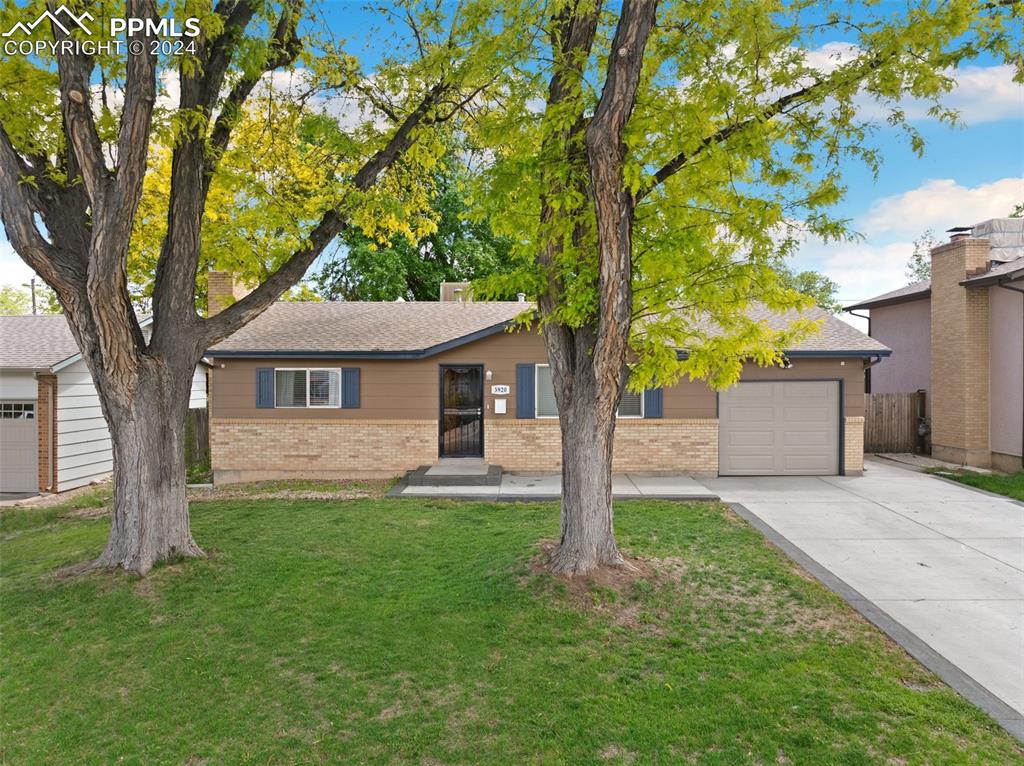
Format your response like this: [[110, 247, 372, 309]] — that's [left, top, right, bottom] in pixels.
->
[[864, 391, 926, 453]]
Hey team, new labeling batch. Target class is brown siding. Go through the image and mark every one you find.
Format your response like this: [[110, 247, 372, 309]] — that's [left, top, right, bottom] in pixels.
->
[[210, 330, 865, 421]]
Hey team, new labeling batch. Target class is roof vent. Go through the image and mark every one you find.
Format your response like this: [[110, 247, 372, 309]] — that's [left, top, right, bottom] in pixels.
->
[[517, 292, 526, 303]]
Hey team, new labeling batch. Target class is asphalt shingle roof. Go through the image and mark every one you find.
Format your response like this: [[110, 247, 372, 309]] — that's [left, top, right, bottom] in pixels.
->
[[0, 315, 79, 370], [961, 255, 1024, 286], [209, 301, 531, 354], [844, 281, 931, 312], [208, 300, 887, 356]]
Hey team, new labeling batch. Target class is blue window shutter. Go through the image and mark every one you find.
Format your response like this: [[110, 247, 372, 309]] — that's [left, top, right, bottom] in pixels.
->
[[644, 388, 663, 419], [342, 368, 360, 408], [256, 368, 274, 408], [516, 364, 535, 419]]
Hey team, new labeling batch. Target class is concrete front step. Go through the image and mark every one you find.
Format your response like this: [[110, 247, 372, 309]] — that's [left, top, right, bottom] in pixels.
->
[[404, 463, 503, 487]]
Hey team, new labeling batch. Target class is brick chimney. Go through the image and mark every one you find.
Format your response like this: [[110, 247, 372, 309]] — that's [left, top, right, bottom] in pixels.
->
[[929, 235, 991, 466], [439, 281, 472, 302], [208, 271, 250, 315]]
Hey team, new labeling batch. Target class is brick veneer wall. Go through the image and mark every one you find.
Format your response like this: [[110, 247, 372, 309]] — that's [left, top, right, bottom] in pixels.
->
[[36, 374, 57, 492], [485, 418, 719, 474], [844, 416, 864, 475], [929, 238, 991, 467], [211, 418, 437, 482], [212, 417, 721, 481]]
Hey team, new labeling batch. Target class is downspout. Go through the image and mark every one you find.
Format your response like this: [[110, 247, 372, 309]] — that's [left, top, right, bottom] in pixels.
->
[[996, 279, 1024, 468]]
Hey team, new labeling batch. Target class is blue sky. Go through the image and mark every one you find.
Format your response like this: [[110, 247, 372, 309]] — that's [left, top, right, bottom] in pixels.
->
[[2, 4, 1022, 329]]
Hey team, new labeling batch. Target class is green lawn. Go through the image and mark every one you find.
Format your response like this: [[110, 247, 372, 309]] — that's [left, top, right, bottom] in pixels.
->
[[930, 469, 1024, 502], [2, 493, 1021, 765]]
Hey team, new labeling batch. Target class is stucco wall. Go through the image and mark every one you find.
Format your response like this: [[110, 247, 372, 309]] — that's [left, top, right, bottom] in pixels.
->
[[868, 298, 931, 401], [990, 280, 1023, 460]]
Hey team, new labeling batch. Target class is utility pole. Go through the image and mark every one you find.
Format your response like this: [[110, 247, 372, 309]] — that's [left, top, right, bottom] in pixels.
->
[[21, 278, 37, 315]]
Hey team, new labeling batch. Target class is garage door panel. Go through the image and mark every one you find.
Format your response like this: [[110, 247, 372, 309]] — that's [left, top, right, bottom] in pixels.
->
[[727, 430, 776, 447], [724, 406, 775, 422], [783, 406, 833, 422], [723, 455, 776, 473], [719, 381, 839, 476], [781, 430, 831, 447], [0, 402, 38, 493]]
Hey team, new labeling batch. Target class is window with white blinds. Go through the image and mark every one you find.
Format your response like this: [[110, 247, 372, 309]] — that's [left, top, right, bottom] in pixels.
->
[[535, 364, 643, 418], [274, 369, 341, 408]]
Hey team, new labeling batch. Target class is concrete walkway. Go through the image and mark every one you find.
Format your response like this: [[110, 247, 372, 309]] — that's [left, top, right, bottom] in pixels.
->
[[393, 472, 717, 500], [703, 459, 1024, 737]]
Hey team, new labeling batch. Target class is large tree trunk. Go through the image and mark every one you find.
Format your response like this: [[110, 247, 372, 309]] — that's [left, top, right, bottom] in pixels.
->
[[549, 363, 625, 575], [93, 360, 202, 575]]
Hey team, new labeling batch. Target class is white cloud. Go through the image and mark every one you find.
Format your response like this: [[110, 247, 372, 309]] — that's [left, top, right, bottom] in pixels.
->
[[861, 177, 1023, 239], [791, 175, 1023, 311], [933, 64, 1024, 124], [0, 239, 38, 289], [797, 43, 1023, 125]]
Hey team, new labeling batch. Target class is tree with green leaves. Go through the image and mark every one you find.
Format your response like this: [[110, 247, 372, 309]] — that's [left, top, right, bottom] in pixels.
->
[[473, 0, 1021, 573], [0, 283, 62, 314], [906, 229, 938, 283], [0, 0, 530, 574], [0, 285, 30, 315], [778, 268, 842, 314], [315, 157, 514, 301]]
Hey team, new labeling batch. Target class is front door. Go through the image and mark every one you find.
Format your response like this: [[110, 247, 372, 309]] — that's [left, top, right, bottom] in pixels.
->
[[439, 365, 484, 457]]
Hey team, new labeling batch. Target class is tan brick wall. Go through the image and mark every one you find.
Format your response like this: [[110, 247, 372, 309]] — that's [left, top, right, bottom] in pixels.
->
[[844, 416, 864, 475], [929, 238, 991, 467], [211, 418, 437, 483], [485, 419, 719, 474], [36, 374, 57, 492], [212, 416, 721, 481]]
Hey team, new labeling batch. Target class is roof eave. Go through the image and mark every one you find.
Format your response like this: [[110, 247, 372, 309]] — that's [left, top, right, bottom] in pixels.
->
[[960, 267, 1024, 288], [844, 290, 931, 312]]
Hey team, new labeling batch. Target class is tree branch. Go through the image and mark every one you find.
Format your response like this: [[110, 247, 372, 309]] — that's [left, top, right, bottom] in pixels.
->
[[51, 10, 106, 202], [585, 0, 658, 405], [637, 53, 892, 202], [197, 76, 456, 348]]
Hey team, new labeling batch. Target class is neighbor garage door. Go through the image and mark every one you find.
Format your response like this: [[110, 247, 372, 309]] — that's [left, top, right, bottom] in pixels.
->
[[0, 401, 38, 493], [719, 381, 839, 476]]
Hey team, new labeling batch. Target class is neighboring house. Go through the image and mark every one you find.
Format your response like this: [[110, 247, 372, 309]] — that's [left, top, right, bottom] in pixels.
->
[[845, 218, 1024, 472], [205, 283, 889, 483], [0, 316, 208, 495]]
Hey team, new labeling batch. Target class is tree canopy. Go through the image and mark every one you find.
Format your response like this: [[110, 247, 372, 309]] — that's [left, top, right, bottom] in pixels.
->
[[315, 156, 515, 301], [472, 0, 1022, 390]]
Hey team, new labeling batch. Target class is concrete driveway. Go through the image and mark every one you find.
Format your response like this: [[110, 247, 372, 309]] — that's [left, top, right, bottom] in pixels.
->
[[703, 459, 1024, 736]]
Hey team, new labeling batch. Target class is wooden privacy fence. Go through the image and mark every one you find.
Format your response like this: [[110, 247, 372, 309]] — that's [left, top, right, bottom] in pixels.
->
[[184, 408, 210, 468], [864, 391, 926, 454]]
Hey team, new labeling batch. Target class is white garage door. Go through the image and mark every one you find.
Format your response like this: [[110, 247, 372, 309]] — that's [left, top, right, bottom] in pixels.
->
[[0, 401, 38, 493], [719, 381, 839, 476]]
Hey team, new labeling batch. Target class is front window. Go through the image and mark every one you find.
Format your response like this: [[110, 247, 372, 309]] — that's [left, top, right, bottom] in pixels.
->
[[534, 365, 643, 418], [274, 369, 341, 408]]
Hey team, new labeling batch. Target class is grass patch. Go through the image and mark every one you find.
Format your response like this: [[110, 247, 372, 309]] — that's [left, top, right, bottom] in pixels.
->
[[928, 469, 1024, 501], [2, 498, 1020, 764]]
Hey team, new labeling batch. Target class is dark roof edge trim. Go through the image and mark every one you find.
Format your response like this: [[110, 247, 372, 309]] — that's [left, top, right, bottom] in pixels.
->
[[206, 321, 516, 360], [844, 290, 931, 312], [960, 268, 1024, 288]]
